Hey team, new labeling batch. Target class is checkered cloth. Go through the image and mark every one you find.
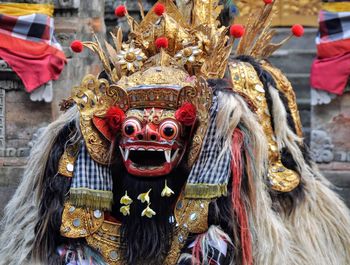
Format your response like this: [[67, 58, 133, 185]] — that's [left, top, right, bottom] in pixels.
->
[[70, 143, 113, 210], [311, 2, 350, 94], [0, 6, 66, 93], [186, 95, 231, 187], [71, 143, 113, 191], [0, 13, 61, 49], [316, 10, 350, 45]]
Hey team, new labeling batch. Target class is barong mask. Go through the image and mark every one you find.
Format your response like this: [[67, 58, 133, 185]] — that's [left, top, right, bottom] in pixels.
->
[[63, 0, 307, 202], [120, 108, 186, 177]]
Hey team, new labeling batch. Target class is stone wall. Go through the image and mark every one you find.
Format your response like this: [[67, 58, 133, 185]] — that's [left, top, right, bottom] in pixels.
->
[[311, 86, 350, 205], [0, 0, 106, 215]]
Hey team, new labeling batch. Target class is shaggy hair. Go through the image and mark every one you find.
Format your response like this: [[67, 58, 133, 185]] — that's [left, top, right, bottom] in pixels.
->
[[0, 107, 80, 265], [1, 60, 350, 265], [112, 162, 189, 265], [268, 85, 350, 264], [216, 91, 294, 265], [236, 56, 350, 265]]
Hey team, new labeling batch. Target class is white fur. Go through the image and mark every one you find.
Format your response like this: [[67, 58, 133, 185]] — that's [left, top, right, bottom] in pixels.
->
[[0, 107, 80, 265], [217, 92, 294, 265], [268, 86, 350, 265]]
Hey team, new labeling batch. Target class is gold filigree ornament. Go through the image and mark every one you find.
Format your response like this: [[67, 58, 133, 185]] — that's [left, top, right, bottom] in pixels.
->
[[228, 61, 300, 193], [175, 46, 202, 65], [61, 193, 211, 265], [58, 143, 80, 178], [116, 43, 147, 73]]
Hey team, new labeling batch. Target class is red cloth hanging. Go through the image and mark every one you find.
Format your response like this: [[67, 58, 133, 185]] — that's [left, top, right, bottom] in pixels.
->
[[311, 52, 350, 95], [0, 12, 66, 92]]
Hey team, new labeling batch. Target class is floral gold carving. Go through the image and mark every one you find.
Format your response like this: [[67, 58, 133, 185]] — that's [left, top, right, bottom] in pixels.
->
[[228, 61, 300, 193]]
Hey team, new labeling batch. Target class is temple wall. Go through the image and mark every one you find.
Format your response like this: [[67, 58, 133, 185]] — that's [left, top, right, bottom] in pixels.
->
[[0, 0, 106, 215]]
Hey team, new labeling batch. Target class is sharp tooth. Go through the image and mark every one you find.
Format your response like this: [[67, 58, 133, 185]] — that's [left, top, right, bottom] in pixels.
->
[[124, 148, 130, 161], [165, 150, 171, 163], [119, 146, 125, 160], [171, 149, 179, 162]]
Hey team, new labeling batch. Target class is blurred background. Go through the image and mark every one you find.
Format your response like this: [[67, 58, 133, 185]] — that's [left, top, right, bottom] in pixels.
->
[[0, 0, 349, 216]]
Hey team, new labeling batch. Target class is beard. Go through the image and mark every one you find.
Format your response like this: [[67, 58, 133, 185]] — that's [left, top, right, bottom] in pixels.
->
[[111, 160, 190, 265]]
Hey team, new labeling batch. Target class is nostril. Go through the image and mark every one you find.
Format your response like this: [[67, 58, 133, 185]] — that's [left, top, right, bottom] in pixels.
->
[[150, 134, 157, 141], [137, 134, 143, 140]]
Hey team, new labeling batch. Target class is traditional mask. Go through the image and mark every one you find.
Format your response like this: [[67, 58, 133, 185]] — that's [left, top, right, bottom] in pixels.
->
[[119, 108, 187, 177]]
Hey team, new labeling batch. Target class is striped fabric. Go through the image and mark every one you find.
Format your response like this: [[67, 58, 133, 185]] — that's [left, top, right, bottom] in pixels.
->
[[0, 3, 66, 93], [185, 95, 231, 198]]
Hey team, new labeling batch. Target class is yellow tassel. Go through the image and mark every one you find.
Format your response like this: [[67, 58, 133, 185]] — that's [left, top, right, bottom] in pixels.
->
[[141, 203, 156, 218], [161, 180, 174, 197], [120, 191, 133, 205], [120, 205, 130, 216], [137, 189, 151, 204]]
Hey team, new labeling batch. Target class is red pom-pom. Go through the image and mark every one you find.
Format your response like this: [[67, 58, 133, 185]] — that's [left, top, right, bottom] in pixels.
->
[[154, 3, 165, 16], [230, 24, 245, 38], [105, 106, 126, 133], [175, 102, 197, 126], [70, 40, 83, 53], [263, 0, 273, 4], [155, 37, 169, 49], [291, 24, 304, 37], [115, 5, 127, 17]]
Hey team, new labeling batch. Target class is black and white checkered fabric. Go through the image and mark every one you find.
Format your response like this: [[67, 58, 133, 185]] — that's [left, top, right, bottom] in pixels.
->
[[316, 10, 350, 44], [71, 143, 113, 192], [0, 13, 61, 48], [187, 96, 231, 185]]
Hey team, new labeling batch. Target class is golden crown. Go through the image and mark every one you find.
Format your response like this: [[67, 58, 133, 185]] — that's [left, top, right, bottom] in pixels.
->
[[72, 0, 302, 82], [68, 0, 304, 175]]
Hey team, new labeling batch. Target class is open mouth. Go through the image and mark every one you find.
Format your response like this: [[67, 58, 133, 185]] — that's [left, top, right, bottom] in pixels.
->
[[119, 146, 179, 164], [119, 146, 181, 176]]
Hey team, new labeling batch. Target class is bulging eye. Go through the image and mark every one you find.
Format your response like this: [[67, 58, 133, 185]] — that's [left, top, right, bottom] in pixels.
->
[[123, 118, 141, 137], [160, 120, 179, 140]]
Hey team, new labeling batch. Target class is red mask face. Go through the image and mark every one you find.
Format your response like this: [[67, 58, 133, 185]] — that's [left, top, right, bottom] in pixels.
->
[[119, 108, 187, 177]]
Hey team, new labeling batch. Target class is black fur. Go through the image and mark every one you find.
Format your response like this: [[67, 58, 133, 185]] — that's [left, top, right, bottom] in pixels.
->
[[111, 155, 190, 265], [208, 183, 238, 265], [33, 122, 76, 264]]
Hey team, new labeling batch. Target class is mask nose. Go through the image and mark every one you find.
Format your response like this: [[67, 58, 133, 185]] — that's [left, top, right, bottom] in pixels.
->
[[135, 125, 160, 141]]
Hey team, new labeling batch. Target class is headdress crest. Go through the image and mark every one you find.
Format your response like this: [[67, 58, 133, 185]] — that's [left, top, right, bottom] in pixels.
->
[[68, 0, 303, 173]]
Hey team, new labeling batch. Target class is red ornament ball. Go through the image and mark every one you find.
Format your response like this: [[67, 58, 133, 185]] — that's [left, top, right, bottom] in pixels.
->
[[263, 0, 273, 4], [115, 5, 127, 17], [291, 24, 304, 37], [230, 24, 245, 38], [155, 37, 169, 49], [154, 3, 166, 16], [70, 40, 83, 53]]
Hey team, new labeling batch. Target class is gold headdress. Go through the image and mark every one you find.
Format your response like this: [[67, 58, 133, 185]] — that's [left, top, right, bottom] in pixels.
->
[[68, 0, 304, 192]]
